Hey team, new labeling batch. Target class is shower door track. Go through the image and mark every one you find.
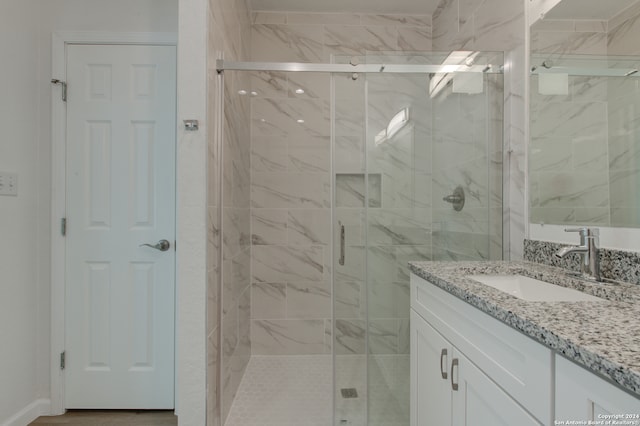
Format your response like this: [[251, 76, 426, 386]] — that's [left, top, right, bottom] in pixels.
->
[[216, 59, 503, 74]]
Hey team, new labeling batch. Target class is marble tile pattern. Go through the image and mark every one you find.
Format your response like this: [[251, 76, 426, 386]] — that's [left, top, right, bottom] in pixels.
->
[[531, 19, 608, 56], [207, 0, 253, 423], [524, 238, 640, 286], [530, 11, 640, 229], [409, 260, 640, 397], [529, 20, 607, 227], [431, 0, 522, 259], [250, 13, 432, 63], [429, 72, 504, 262], [609, 2, 640, 56], [250, 14, 432, 359], [249, 24, 334, 356]]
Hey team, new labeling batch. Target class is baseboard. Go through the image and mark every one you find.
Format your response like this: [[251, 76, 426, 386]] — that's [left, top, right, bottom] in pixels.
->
[[1, 399, 51, 426]]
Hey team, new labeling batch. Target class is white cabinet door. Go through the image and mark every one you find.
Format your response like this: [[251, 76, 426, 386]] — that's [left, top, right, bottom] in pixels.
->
[[556, 356, 640, 422], [411, 310, 453, 426], [452, 350, 540, 426]]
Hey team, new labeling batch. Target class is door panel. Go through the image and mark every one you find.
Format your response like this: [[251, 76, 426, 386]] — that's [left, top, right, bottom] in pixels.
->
[[452, 350, 540, 426], [411, 310, 452, 426], [65, 44, 176, 409]]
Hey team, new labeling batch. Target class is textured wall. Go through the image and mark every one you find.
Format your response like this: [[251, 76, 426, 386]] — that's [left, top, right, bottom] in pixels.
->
[[206, 0, 252, 424]]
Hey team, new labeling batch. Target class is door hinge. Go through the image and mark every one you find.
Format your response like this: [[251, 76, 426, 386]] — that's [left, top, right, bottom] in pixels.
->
[[51, 79, 67, 102], [61, 218, 67, 236], [60, 351, 66, 370]]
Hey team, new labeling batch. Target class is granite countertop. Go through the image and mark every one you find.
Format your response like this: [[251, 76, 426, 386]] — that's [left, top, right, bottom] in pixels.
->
[[408, 260, 640, 398]]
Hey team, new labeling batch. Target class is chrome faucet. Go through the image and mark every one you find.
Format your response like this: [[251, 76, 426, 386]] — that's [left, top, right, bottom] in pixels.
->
[[554, 227, 601, 282]]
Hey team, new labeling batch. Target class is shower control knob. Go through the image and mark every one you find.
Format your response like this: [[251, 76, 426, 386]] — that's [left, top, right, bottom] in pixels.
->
[[443, 186, 465, 212]]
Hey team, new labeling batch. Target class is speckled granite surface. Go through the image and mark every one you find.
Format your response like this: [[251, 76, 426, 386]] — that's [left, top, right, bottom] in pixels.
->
[[525, 239, 640, 285], [408, 260, 640, 397]]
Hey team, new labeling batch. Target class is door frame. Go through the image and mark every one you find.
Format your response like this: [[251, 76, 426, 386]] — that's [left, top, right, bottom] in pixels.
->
[[50, 31, 178, 415]]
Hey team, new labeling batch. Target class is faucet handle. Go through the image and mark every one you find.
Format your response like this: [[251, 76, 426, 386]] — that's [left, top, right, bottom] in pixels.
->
[[564, 227, 588, 244], [564, 227, 587, 233]]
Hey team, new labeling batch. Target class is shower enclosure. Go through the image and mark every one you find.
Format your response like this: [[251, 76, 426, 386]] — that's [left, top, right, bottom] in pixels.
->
[[213, 51, 504, 426]]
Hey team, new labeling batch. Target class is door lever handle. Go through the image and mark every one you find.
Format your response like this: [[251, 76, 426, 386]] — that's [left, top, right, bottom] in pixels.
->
[[140, 239, 171, 252]]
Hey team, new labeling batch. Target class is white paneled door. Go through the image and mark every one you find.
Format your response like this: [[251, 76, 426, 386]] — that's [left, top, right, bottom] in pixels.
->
[[65, 44, 176, 409]]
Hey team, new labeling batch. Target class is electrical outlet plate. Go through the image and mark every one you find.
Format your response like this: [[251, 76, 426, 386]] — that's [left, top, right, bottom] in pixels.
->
[[0, 172, 18, 196]]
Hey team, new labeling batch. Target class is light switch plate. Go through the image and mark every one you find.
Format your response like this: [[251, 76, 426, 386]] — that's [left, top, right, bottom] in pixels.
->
[[0, 172, 18, 196]]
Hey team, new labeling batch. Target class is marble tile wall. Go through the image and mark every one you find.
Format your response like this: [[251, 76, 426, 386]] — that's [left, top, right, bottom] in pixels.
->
[[607, 5, 640, 228], [529, 20, 609, 227], [249, 13, 433, 358], [207, 0, 252, 424], [530, 8, 640, 229], [430, 73, 504, 262], [360, 71, 434, 359], [609, 2, 640, 56], [249, 68, 333, 356], [529, 60, 611, 226], [531, 19, 608, 56], [431, 0, 513, 259], [250, 12, 433, 61]]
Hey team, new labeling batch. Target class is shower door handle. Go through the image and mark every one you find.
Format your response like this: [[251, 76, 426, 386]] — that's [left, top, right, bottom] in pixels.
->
[[339, 221, 345, 266]]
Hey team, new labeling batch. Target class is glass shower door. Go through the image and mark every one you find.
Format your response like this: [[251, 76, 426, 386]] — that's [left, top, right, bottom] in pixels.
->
[[428, 52, 504, 262], [364, 69, 432, 426], [333, 67, 369, 425], [332, 51, 504, 426]]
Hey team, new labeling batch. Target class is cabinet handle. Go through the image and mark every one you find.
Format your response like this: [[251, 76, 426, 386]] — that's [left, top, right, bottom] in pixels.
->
[[451, 358, 459, 391], [440, 349, 448, 379]]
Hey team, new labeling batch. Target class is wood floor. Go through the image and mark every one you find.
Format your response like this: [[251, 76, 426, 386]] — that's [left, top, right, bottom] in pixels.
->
[[29, 410, 177, 425]]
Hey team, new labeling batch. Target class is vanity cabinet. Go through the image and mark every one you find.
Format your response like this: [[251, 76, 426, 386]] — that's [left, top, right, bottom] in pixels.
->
[[411, 273, 640, 426], [555, 355, 640, 421], [411, 310, 540, 425], [410, 274, 553, 425]]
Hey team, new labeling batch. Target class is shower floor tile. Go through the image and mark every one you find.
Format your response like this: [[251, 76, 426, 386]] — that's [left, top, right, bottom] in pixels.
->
[[224, 355, 332, 426], [224, 354, 409, 426]]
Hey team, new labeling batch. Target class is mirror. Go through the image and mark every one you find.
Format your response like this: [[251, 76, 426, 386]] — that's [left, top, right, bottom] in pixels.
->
[[529, 0, 640, 228]]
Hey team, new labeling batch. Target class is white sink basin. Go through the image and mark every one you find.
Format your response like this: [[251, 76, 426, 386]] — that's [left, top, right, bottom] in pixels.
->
[[466, 274, 604, 302]]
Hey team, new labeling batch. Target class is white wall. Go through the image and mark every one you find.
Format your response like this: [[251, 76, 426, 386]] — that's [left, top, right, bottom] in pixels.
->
[[176, 0, 208, 423], [0, 1, 41, 423], [0, 0, 178, 424]]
